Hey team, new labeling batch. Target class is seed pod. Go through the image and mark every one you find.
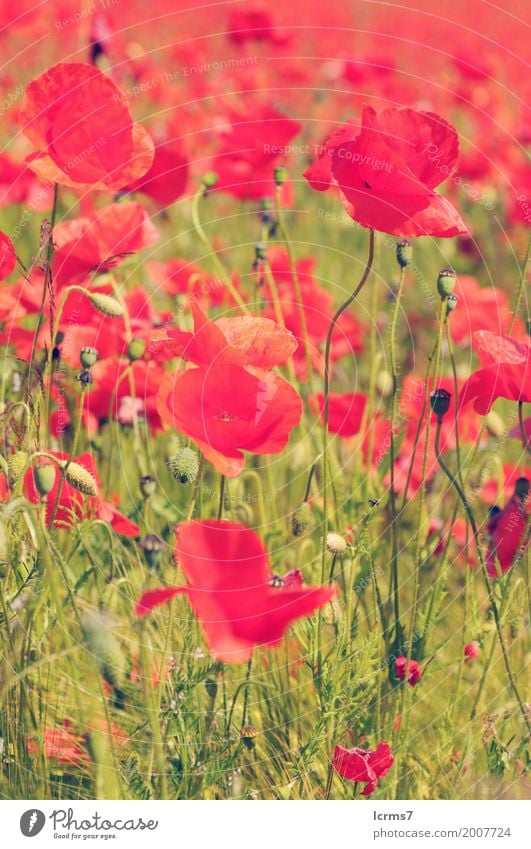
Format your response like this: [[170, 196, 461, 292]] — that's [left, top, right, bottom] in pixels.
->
[[34, 463, 56, 496], [139, 534, 164, 570], [240, 725, 258, 750], [62, 461, 98, 496], [202, 171, 218, 189], [291, 501, 311, 537], [446, 294, 458, 314], [274, 165, 288, 186], [430, 388, 452, 420], [88, 292, 124, 317], [7, 450, 28, 486], [436, 268, 457, 298], [80, 346, 98, 368], [81, 611, 126, 691], [396, 239, 413, 268], [139, 475, 156, 498], [168, 447, 199, 484], [128, 338, 146, 361]]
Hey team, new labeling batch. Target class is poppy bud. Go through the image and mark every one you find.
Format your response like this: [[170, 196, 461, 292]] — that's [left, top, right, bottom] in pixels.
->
[[77, 369, 93, 388], [139, 534, 164, 570], [34, 463, 56, 496], [128, 337, 146, 361], [240, 725, 258, 750], [205, 678, 218, 700], [446, 294, 458, 314], [430, 389, 452, 420], [88, 292, 125, 317], [376, 370, 393, 397], [514, 477, 530, 501], [7, 450, 28, 486], [202, 171, 218, 190], [140, 475, 156, 498], [80, 346, 98, 368], [291, 501, 311, 536], [168, 447, 200, 484], [62, 461, 98, 496], [436, 268, 457, 298], [326, 532, 347, 555], [396, 239, 413, 268], [273, 165, 288, 186]]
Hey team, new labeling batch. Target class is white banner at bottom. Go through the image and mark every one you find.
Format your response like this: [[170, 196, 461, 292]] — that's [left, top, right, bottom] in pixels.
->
[[2, 800, 528, 848]]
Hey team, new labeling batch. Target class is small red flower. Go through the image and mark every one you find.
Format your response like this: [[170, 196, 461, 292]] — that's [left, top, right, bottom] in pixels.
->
[[395, 656, 422, 686], [304, 105, 467, 237], [135, 520, 335, 662], [156, 362, 302, 477], [464, 641, 480, 662], [332, 741, 394, 795], [460, 331, 531, 415], [20, 63, 154, 190]]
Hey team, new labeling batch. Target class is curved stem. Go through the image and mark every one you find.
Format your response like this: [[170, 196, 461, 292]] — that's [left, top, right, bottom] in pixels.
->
[[434, 418, 531, 733]]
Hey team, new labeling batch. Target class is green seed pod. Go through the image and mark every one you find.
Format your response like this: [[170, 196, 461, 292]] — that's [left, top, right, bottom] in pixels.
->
[[168, 447, 199, 484], [202, 171, 218, 189], [430, 388, 452, 420], [34, 463, 56, 496], [128, 337, 146, 361], [7, 450, 28, 486], [80, 346, 98, 368], [273, 165, 289, 186], [63, 461, 98, 496], [88, 292, 125, 317], [81, 611, 126, 690], [396, 239, 413, 268], [446, 294, 458, 314], [291, 501, 311, 537], [139, 475, 156, 498], [436, 268, 457, 299]]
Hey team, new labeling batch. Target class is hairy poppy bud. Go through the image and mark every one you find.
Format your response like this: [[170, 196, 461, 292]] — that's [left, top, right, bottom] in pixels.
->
[[34, 463, 56, 496], [62, 461, 98, 496], [446, 293, 458, 314], [326, 532, 347, 555], [291, 501, 311, 537], [139, 534, 164, 569], [81, 611, 126, 690], [436, 268, 457, 298], [7, 450, 28, 486], [80, 346, 98, 368], [88, 292, 124, 317], [240, 725, 258, 750], [376, 370, 393, 397], [168, 447, 199, 484], [128, 337, 146, 361], [430, 389, 452, 420], [514, 477, 530, 500], [273, 165, 288, 186], [396, 239, 413, 268], [202, 171, 218, 190], [140, 475, 156, 498]]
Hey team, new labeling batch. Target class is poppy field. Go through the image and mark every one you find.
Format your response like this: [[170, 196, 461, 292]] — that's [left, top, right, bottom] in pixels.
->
[[0, 1, 529, 803]]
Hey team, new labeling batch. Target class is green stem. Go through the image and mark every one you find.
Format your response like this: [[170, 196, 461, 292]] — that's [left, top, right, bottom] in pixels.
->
[[508, 233, 530, 334]]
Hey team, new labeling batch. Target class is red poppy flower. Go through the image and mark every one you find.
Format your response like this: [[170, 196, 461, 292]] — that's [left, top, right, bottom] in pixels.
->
[[24, 452, 139, 536], [304, 105, 467, 237], [20, 63, 154, 190], [0, 154, 54, 209], [395, 656, 422, 686], [53, 202, 158, 288], [449, 276, 525, 345], [125, 139, 189, 206], [157, 362, 302, 476], [150, 301, 297, 369], [26, 722, 86, 766], [83, 358, 165, 434], [136, 520, 335, 662], [486, 478, 529, 577], [0, 231, 16, 280], [460, 331, 531, 414], [332, 741, 393, 795], [309, 392, 367, 437]]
